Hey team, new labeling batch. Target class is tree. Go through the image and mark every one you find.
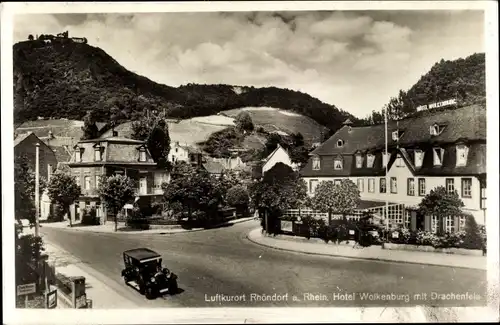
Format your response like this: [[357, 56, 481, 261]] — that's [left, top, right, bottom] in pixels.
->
[[163, 168, 226, 226], [28, 34, 34, 41], [226, 185, 250, 215], [15, 225, 44, 301], [418, 186, 464, 235], [47, 172, 81, 227], [146, 119, 171, 168], [97, 174, 136, 232], [235, 111, 254, 132], [81, 110, 99, 140], [15, 155, 47, 224], [249, 163, 307, 233], [311, 179, 361, 223]]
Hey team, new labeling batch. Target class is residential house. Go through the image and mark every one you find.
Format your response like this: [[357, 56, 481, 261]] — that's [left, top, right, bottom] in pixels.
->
[[208, 155, 250, 175], [300, 105, 487, 233], [168, 141, 203, 166], [252, 144, 300, 179], [66, 136, 170, 224], [14, 132, 58, 180], [202, 161, 226, 178]]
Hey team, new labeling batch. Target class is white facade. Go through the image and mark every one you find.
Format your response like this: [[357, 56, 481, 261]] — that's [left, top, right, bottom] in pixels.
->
[[168, 142, 190, 163], [302, 154, 486, 225], [262, 144, 299, 174]]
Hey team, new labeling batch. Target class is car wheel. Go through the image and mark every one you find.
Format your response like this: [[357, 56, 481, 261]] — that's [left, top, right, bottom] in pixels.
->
[[169, 280, 178, 295], [145, 287, 155, 300]]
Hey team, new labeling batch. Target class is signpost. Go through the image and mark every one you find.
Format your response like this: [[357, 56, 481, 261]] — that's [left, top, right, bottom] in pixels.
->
[[416, 98, 457, 111], [45, 289, 58, 309], [17, 283, 37, 308]]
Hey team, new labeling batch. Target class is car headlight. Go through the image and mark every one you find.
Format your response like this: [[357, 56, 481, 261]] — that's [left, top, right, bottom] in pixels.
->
[[150, 277, 155, 282]]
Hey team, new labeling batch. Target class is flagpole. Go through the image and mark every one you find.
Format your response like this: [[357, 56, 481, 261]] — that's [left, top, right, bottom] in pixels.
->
[[384, 107, 389, 237]]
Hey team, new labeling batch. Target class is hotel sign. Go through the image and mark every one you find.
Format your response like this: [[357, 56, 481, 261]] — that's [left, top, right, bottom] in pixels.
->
[[416, 98, 457, 112]]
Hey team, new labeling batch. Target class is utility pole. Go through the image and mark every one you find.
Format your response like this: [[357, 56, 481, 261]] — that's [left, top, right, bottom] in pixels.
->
[[384, 108, 389, 240], [35, 143, 40, 238]]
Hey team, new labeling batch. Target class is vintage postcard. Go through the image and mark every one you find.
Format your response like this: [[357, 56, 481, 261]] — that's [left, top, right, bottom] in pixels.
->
[[2, 1, 499, 324]]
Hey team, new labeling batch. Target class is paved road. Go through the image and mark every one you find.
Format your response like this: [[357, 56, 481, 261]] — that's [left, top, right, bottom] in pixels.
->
[[40, 220, 487, 308]]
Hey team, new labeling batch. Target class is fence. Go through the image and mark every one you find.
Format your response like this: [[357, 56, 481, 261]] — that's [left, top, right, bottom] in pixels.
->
[[282, 203, 407, 227]]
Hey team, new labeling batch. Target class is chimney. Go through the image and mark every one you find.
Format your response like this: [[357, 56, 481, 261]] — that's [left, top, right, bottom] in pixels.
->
[[343, 118, 353, 132]]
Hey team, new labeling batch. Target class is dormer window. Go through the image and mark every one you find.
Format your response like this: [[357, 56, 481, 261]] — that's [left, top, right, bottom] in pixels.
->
[[414, 150, 424, 168], [391, 130, 404, 141], [433, 147, 444, 166], [336, 139, 344, 148], [382, 152, 391, 168], [334, 157, 343, 170], [430, 123, 445, 136], [366, 154, 375, 168], [456, 144, 469, 167], [137, 146, 147, 162], [74, 146, 83, 162], [355, 154, 363, 168], [395, 154, 404, 167], [94, 143, 103, 162], [312, 157, 321, 170]]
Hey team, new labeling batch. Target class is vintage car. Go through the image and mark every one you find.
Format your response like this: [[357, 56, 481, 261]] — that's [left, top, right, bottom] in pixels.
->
[[121, 248, 178, 299]]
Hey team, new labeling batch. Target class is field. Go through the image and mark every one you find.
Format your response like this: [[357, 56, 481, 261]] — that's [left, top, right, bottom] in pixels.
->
[[222, 107, 328, 143]]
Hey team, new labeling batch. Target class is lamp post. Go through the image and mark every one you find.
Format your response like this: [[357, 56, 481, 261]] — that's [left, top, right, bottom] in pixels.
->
[[35, 142, 40, 238], [384, 108, 389, 238]]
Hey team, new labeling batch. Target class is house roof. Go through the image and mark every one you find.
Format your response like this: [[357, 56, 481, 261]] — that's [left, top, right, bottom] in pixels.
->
[[50, 145, 72, 163], [311, 104, 486, 156], [202, 161, 225, 174], [123, 248, 161, 261], [14, 132, 33, 147], [301, 105, 486, 178], [78, 137, 145, 144], [262, 144, 288, 165]]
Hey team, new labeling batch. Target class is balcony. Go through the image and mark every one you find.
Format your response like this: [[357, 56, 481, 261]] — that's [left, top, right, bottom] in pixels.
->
[[134, 187, 164, 196]]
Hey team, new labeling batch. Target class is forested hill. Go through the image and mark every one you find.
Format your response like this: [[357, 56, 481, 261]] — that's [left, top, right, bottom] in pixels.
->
[[13, 38, 356, 133], [362, 52, 486, 124]]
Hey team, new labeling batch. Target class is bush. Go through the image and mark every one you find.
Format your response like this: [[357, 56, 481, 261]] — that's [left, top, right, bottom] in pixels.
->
[[461, 215, 484, 250], [125, 207, 150, 230], [81, 207, 100, 225]]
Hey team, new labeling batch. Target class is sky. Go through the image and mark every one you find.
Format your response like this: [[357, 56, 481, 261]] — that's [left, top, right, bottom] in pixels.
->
[[13, 10, 485, 118]]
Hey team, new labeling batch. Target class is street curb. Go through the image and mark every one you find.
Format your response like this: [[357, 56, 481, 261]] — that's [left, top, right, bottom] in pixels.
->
[[41, 217, 257, 235], [246, 228, 486, 271]]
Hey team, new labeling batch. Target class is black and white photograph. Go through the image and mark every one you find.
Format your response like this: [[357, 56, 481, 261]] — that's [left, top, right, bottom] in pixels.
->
[[2, 1, 499, 323]]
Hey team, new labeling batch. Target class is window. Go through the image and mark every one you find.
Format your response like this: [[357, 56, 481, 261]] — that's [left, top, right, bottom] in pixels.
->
[[139, 149, 147, 162], [336, 139, 344, 147], [390, 177, 397, 194], [444, 216, 455, 233], [391, 130, 400, 141], [480, 184, 486, 210], [430, 124, 445, 136], [414, 150, 424, 168], [430, 215, 438, 233], [357, 179, 364, 192], [175, 148, 178, 153], [94, 145, 102, 161], [446, 178, 455, 194], [461, 178, 472, 198], [407, 178, 415, 196], [368, 178, 375, 193], [366, 154, 375, 168], [95, 202, 101, 217], [75, 148, 83, 162], [334, 180, 341, 186], [382, 152, 390, 167], [84, 176, 91, 190], [456, 145, 469, 167], [333, 158, 343, 170], [95, 175, 101, 189], [379, 178, 387, 193], [395, 154, 404, 167], [312, 157, 321, 170], [418, 178, 426, 196], [355, 155, 363, 168], [309, 179, 319, 194], [404, 210, 411, 229], [458, 216, 466, 231], [433, 148, 444, 166]]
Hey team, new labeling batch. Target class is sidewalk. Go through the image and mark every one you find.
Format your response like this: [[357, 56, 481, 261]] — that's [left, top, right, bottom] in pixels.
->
[[43, 240, 139, 308], [41, 216, 256, 234], [247, 228, 487, 270]]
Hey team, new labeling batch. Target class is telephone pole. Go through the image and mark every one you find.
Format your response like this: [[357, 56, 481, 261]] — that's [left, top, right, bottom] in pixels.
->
[[35, 143, 40, 237]]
